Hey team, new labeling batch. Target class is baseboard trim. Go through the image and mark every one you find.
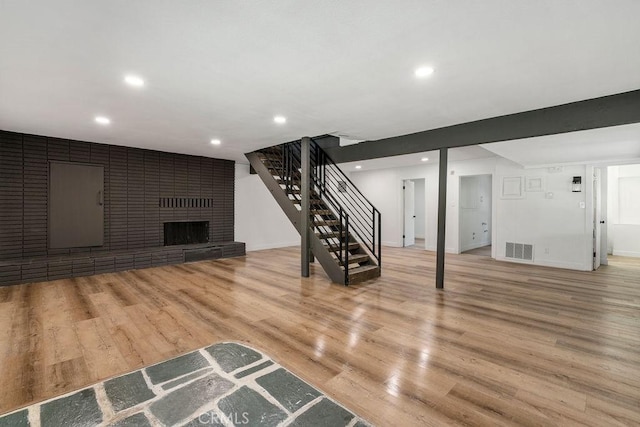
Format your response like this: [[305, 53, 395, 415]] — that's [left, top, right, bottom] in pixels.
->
[[612, 250, 640, 258], [496, 256, 590, 271], [246, 241, 299, 251], [460, 242, 491, 252]]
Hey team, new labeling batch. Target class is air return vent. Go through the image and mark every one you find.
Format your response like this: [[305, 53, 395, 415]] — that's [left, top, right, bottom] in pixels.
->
[[505, 242, 534, 261]]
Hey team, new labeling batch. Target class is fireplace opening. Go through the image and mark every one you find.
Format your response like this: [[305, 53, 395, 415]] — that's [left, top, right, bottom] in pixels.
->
[[164, 221, 209, 246]]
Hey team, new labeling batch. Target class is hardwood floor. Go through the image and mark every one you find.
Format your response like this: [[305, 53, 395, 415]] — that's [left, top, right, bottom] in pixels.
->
[[0, 247, 639, 426], [462, 245, 492, 257]]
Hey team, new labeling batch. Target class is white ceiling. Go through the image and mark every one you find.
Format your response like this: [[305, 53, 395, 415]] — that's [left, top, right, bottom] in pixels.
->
[[1, 1, 640, 163], [342, 124, 640, 173], [340, 145, 496, 171], [482, 122, 640, 168]]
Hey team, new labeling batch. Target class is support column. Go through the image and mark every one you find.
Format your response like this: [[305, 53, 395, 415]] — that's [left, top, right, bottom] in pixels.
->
[[301, 137, 311, 277], [436, 147, 448, 289]]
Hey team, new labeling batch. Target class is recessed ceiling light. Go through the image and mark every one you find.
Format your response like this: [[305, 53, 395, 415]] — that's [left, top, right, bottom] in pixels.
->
[[421, 157, 429, 162], [355, 165, 362, 169], [95, 116, 111, 125], [415, 66, 435, 78], [210, 139, 221, 146], [274, 115, 287, 124], [124, 75, 145, 87]]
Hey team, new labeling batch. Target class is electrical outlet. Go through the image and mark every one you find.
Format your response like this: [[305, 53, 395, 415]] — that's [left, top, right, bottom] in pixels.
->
[[579, 201, 586, 209], [544, 247, 549, 254]]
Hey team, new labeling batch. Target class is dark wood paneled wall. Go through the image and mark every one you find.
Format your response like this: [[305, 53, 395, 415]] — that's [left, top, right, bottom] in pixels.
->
[[0, 129, 235, 262]]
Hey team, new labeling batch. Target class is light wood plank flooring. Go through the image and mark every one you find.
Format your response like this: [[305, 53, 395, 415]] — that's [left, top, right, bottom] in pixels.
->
[[0, 247, 639, 426]]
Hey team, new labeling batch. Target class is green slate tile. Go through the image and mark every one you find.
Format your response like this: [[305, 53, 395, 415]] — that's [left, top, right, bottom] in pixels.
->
[[40, 388, 102, 427], [149, 374, 234, 426], [288, 398, 354, 427], [162, 368, 214, 390], [0, 409, 28, 427], [217, 386, 287, 427], [108, 413, 152, 427], [205, 343, 262, 373], [234, 361, 274, 379], [255, 368, 320, 412], [104, 371, 156, 412], [145, 351, 210, 384]]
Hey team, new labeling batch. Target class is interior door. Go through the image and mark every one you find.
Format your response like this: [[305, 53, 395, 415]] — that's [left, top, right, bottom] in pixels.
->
[[403, 180, 415, 247], [49, 161, 104, 248], [593, 169, 601, 270]]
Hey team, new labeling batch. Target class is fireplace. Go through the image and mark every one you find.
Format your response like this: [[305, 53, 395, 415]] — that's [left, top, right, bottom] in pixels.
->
[[164, 221, 209, 246]]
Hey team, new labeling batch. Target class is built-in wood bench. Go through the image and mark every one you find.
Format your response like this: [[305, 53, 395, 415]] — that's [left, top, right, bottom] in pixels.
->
[[0, 241, 245, 286]]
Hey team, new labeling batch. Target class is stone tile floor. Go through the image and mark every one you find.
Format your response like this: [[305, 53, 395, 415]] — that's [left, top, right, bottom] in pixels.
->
[[0, 343, 371, 427]]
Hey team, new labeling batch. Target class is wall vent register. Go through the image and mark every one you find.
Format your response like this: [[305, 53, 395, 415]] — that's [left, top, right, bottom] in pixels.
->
[[505, 242, 534, 261], [159, 198, 214, 208]]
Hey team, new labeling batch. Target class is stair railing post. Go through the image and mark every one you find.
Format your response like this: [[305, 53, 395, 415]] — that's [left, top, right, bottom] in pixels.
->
[[301, 137, 311, 277], [374, 208, 382, 267], [436, 147, 448, 289], [345, 212, 350, 285], [283, 146, 288, 194], [372, 209, 376, 260], [339, 206, 343, 264]]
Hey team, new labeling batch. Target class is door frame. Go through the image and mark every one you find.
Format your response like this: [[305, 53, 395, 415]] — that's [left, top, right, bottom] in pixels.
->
[[402, 179, 416, 247], [458, 173, 494, 256], [399, 178, 428, 249]]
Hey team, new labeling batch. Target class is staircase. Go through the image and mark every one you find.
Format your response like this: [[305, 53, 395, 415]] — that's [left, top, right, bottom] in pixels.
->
[[246, 138, 381, 285]]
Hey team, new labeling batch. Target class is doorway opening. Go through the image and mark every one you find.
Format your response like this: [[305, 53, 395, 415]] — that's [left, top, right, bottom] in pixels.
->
[[459, 174, 492, 256], [606, 163, 640, 265], [403, 178, 426, 248], [593, 167, 604, 270]]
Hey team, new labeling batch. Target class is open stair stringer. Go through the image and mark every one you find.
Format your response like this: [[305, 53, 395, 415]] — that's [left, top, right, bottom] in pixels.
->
[[246, 151, 347, 285]]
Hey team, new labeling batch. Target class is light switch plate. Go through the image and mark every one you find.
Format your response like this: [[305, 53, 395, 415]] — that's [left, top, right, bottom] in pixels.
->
[[579, 201, 586, 209]]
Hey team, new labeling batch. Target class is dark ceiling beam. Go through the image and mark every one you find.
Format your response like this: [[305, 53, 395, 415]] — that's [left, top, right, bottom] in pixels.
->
[[325, 89, 640, 163]]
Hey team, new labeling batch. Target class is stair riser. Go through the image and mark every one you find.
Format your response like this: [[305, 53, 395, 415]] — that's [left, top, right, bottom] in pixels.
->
[[348, 267, 381, 285]]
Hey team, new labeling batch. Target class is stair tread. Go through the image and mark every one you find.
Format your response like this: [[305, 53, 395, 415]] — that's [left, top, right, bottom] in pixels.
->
[[323, 242, 359, 250], [316, 231, 346, 238], [293, 198, 323, 203], [336, 253, 370, 265], [347, 264, 381, 284], [314, 219, 340, 226], [348, 265, 379, 273]]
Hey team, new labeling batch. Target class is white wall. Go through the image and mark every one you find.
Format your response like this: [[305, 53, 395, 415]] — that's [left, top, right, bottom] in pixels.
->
[[235, 155, 597, 270], [494, 161, 592, 270], [459, 175, 492, 252], [411, 179, 426, 239], [349, 156, 497, 252], [234, 164, 299, 251], [607, 164, 640, 257], [349, 157, 595, 271]]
